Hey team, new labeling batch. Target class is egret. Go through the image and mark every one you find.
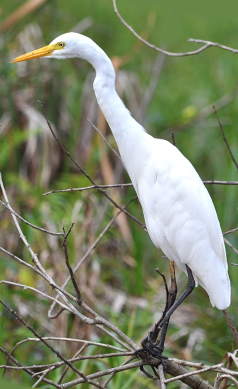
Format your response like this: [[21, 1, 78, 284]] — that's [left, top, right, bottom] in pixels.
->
[[11, 33, 231, 359]]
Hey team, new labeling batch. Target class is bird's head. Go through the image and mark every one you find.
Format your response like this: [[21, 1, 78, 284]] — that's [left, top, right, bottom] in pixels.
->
[[10, 32, 94, 63]]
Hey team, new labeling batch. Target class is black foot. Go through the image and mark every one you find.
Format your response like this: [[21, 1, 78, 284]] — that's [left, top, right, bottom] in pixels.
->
[[134, 337, 168, 361], [135, 346, 167, 380], [135, 345, 168, 360], [139, 365, 158, 380], [134, 330, 168, 361]]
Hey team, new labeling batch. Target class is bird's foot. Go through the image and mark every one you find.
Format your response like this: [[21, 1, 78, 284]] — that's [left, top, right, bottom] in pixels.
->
[[136, 330, 167, 359], [134, 332, 168, 379], [134, 343, 168, 361]]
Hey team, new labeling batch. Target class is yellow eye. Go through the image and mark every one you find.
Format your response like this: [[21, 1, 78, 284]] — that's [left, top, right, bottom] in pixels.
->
[[59, 42, 66, 48]]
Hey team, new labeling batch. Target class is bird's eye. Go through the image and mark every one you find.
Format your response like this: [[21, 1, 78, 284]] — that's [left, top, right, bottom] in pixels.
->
[[59, 42, 65, 48]]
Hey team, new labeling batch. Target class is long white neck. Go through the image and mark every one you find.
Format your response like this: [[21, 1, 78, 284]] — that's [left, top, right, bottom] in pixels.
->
[[80, 38, 147, 173]]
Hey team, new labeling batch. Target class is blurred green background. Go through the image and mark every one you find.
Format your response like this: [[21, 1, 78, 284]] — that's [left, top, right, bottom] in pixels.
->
[[0, 0, 238, 387]]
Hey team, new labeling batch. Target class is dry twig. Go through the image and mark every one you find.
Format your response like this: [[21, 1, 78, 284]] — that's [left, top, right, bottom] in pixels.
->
[[112, 0, 238, 57]]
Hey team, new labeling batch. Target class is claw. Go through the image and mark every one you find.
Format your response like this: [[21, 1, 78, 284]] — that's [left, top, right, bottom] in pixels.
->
[[152, 365, 160, 378], [139, 365, 155, 379]]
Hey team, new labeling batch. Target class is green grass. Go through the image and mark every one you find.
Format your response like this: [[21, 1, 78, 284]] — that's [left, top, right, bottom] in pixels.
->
[[0, 0, 238, 387]]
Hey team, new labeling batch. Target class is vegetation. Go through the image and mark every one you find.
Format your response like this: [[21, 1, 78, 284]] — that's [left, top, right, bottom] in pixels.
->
[[0, 0, 238, 387]]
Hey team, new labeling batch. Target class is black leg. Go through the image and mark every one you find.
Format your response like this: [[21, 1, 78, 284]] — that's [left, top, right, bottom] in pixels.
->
[[135, 264, 195, 361], [158, 265, 195, 330], [156, 261, 177, 353], [146, 265, 195, 359]]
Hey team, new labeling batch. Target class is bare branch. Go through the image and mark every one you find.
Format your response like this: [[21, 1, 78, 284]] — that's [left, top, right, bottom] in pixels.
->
[[223, 227, 238, 236], [213, 105, 238, 170], [60, 360, 145, 388], [222, 310, 238, 347], [0, 299, 88, 382], [86, 118, 122, 160], [224, 238, 238, 256], [169, 359, 204, 368], [62, 223, 82, 303], [172, 132, 176, 146], [113, 0, 238, 57], [38, 100, 145, 228], [158, 364, 167, 389], [164, 363, 223, 384], [42, 180, 238, 198], [0, 246, 43, 275], [214, 373, 238, 389], [0, 199, 64, 236], [48, 197, 140, 325], [204, 181, 238, 185], [0, 346, 62, 388], [95, 325, 134, 351], [43, 183, 133, 196], [137, 52, 165, 122], [188, 38, 238, 54], [0, 349, 132, 372], [0, 281, 70, 311], [0, 173, 99, 324]]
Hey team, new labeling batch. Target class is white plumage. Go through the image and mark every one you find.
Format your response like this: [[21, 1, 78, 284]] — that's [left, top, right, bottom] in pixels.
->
[[11, 32, 231, 310]]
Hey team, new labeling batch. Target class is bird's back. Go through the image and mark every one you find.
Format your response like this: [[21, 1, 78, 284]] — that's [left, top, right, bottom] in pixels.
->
[[132, 137, 230, 310]]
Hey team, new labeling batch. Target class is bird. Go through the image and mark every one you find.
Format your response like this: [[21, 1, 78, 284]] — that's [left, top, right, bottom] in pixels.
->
[[11, 32, 231, 357]]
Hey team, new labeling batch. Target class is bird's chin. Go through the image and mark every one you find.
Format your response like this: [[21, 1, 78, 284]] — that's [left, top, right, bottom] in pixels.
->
[[50, 55, 67, 60]]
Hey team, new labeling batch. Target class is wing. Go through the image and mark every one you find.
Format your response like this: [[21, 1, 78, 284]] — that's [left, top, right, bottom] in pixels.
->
[[136, 139, 230, 310]]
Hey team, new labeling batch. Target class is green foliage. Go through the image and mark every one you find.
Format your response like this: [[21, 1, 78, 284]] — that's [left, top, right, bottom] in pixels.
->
[[0, 0, 238, 387]]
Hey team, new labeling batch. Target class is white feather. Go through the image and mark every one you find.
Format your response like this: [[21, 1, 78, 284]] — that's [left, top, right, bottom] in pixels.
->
[[49, 33, 231, 310]]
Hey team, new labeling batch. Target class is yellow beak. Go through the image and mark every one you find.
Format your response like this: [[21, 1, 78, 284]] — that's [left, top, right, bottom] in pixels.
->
[[10, 44, 57, 63]]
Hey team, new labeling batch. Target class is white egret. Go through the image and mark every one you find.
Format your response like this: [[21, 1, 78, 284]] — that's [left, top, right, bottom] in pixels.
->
[[11, 33, 231, 358]]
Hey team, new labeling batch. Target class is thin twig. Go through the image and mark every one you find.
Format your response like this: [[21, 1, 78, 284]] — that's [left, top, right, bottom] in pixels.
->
[[172, 132, 176, 146], [0, 350, 133, 371], [137, 52, 165, 122], [32, 366, 55, 388], [103, 356, 136, 387], [0, 173, 98, 324], [113, 0, 238, 57], [58, 344, 88, 385], [61, 360, 146, 388], [0, 281, 70, 311], [159, 364, 167, 389], [48, 197, 139, 322], [224, 237, 238, 255], [214, 373, 238, 389], [38, 100, 145, 229], [21, 337, 128, 352], [222, 310, 238, 347], [62, 223, 82, 302], [169, 359, 204, 368], [0, 246, 43, 275], [43, 183, 133, 196], [223, 227, 238, 236], [95, 324, 134, 351], [0, 346, 62, 388], [213, 105, 238, 170], [86, 118, 122, 160], [188, 38, 238, 54], [42, 180, 238, 197], [0, 199, 64, 236], [0, 299, 88, 381], [204, 180, 238, 185]]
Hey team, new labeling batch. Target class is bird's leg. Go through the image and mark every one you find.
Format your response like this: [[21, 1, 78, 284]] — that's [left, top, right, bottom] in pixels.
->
[[146, 262, 177, 351], [135, 266, 171, 357], [147, 265, 195, 358], [134, 262, 177, 378], [136, 264, 195, 362], [154, 261, 177, 355]]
